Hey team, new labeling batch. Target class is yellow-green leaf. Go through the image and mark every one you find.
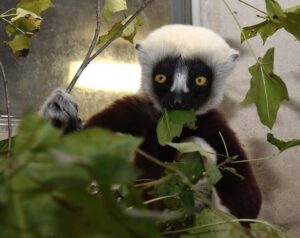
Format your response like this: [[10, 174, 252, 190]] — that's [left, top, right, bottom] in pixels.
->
[[242, 48, 289, 129], [121, 16, 143, 43], [98, 21, 123, 45], [101, 0, 127, 22], [17, 0, 54, 15], [98, 16, 143, 45], [4, 34, 30, 57]]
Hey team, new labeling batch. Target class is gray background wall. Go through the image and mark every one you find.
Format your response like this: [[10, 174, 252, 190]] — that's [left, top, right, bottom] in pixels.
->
[[198, 1, 300, 236]]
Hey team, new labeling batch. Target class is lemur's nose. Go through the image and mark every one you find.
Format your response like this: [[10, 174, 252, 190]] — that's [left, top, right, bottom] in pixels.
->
[[168, 94, 188, 110]]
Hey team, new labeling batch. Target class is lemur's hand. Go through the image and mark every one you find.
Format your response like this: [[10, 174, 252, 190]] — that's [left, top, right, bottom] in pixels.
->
[[39, 88, 83, 133]]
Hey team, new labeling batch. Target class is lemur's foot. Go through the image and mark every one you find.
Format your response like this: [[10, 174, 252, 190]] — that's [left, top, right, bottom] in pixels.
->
[[39, 88, 83, 133]]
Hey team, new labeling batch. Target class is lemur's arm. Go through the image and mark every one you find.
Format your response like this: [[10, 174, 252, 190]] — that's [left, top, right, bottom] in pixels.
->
[[39, 89, 83, 133], [191, 110, 262, 221], [40, 89, 159, 136]]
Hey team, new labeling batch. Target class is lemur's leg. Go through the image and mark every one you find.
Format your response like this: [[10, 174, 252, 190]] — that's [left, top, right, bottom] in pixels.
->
[[39, 88, 83, 133]]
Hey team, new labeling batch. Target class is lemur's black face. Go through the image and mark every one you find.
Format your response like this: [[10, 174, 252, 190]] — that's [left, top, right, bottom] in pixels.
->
[[152, 56, 213, 110]]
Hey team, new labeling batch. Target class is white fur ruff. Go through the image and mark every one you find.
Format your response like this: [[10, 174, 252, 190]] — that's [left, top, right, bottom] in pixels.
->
[[137, 24, 239, 114]]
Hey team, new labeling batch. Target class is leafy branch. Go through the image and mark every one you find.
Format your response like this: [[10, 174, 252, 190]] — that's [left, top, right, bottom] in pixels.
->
[[66, 0, 155, 93]]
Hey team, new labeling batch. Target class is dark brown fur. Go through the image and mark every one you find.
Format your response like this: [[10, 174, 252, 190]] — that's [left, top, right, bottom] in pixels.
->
[[85, 95, 262, 220]]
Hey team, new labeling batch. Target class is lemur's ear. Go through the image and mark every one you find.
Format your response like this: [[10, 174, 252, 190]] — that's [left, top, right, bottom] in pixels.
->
[[229, 48, 239, 62]]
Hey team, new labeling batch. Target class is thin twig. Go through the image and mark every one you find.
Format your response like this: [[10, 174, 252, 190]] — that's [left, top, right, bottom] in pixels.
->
[[0, 8, 16, 17], [66, 0, 155, 93], [0, 59, 12, 159], [222, 0, 258, 61], [238, 0, 268, 15], [86, 0, 155, 64], [66, 0, 102, 93]]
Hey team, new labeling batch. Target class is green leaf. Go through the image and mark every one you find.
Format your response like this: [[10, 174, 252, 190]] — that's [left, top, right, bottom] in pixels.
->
[[267, 133, 300, 152], [181, 208, 249, 238], [98, 21, 123, 45], [98, 16, 143, 45], [17, 0, 54, 15], [241, 1, 300, 43], [241, 20, 279, 44], [101, 0, 127, 22], [156, 110, 196, 146], [172, 153, 205, 184], [206, 162, 222, 190], [4, 34, 31, 57], [242, 48, 289, 129]]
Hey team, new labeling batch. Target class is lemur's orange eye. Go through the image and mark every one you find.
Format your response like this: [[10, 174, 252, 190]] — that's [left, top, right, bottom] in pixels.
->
[[195, 76, 207, 86], [155, 74, 167, 84]]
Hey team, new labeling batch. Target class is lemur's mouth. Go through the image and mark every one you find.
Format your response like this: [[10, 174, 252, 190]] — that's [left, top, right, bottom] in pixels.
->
[[162, 93, 194, 110]]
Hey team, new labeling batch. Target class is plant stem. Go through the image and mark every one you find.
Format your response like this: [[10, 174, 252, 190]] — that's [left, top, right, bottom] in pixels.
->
[[238, 0, 267, 15], [144, 194, 178, 205], [222, 0, 258, 61], [0, 14, 17, 17], [0, 8, 16, 17], [218, 131, 229, 157], [0, 59, 12, 160], [230, 155, 276, 164], [66, 0, 155, 93]]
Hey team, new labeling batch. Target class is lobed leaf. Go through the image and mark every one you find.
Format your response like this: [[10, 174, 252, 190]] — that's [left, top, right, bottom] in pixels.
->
[[242, 48, 289, 129], [267, 133, 300, 152], [241, 0, 300, 43]]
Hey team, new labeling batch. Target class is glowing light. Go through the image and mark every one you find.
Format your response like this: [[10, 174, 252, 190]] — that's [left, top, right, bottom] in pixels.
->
[[69, 61, 141, 92]]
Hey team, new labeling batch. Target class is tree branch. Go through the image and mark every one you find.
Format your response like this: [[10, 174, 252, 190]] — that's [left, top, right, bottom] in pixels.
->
[[0, 59, 12, 159], [66, 0, 155, 93], [66, 0, 102, 93]]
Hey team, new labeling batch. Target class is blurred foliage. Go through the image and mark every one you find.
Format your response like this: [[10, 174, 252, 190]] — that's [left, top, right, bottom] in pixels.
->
[[0, 112, 291, 237]]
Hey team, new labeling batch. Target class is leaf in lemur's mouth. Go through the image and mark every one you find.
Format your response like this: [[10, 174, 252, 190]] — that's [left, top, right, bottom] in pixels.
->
[[156, 109, 196, 146]]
